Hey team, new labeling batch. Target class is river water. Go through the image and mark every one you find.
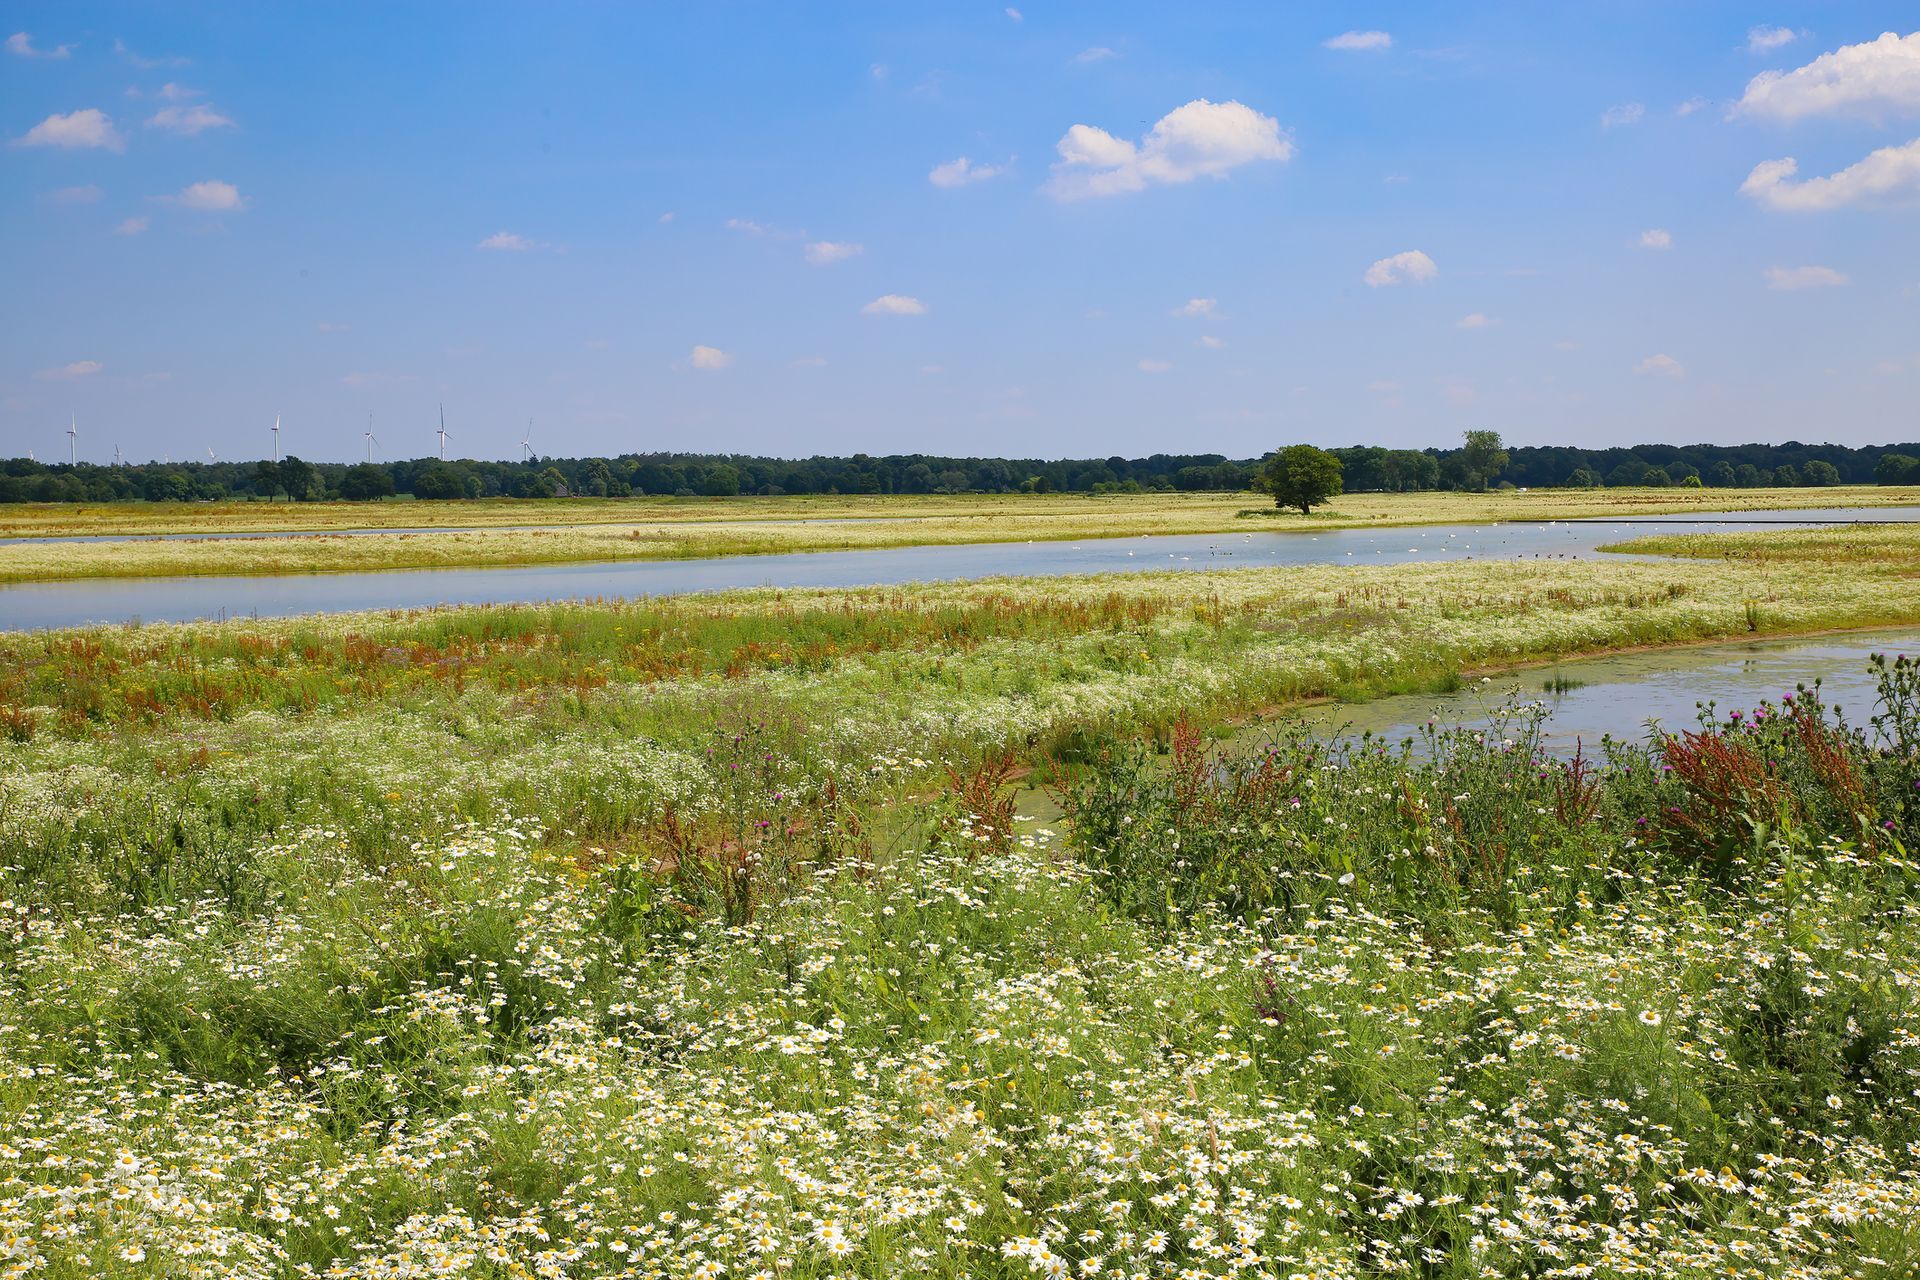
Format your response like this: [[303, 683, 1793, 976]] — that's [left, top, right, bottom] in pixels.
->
[[0, 505, 1914, 632], [1274, 627, 1919, 754]]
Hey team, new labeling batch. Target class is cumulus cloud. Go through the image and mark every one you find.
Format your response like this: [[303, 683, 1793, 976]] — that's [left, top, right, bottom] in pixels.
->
[[8, 32, 74, 59], [1639, 228, 1673, 249], [1675, 96, 1710, 116], [1747, 25, 1802, 54], [114, 215, 149, 236], [1740, 138, 1920, 210], [1600, 102, 1646, 128], [687, 345, 733, 371], [1765, 264, 1849, 289], [804, 240, 863, 265], [1171, 297, 1217, 317], [929, 156, 1008, 187], [1324, 30, 1391, 51], [1456, 312, 1493, 329], [13, 108, 124, 151], [1363, 250, 1438, 287], [36, 360, 103, 380], [1137, 358, 1171, 373], [145, 103, 234, 135], [1635, 353, 1685, 378], [477, 231, 533, 251], [168, 180, 245, 211], [43, 184, 102, 205], [1738, 31, 1920, 120], [862, 294, 926, 316], [1045, 98, 1293, 200]]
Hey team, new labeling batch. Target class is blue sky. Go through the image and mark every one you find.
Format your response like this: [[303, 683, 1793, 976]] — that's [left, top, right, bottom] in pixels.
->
[[4, 4, 1918, 464]]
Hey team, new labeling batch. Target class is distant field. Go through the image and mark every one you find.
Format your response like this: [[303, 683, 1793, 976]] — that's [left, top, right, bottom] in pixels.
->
[[1, 485, 1915, 584]]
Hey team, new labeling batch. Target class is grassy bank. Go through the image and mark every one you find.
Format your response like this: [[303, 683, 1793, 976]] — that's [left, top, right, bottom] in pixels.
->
[[4, 536, 1920, 1276], [1, 485, 1915, 584]]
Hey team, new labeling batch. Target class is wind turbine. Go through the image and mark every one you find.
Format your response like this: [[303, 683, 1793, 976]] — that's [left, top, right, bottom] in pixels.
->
[[67, 414, 77, 465], [207, 447, 217, 463], [364, 418, 378, 463], [437, 404, 451, 461], [114, 444, 122, 467], [271, 414, 281, 463], [521, 419, 533, 462]]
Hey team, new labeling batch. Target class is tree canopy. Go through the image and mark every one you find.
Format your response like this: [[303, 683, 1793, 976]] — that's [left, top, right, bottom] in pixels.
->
[[1262, 445, 1344, 515]]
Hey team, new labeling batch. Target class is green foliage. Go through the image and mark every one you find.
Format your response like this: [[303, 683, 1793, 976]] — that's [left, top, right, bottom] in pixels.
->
[[1261, 444, 1344, 514], [337, 461, 396, 500], [1458, 429, 1509, 490], [1878, 453, 1919, 485]]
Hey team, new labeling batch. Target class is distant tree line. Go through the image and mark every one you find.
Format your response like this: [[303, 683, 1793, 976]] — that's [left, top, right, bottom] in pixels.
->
[[1, 440, 1916, 504]]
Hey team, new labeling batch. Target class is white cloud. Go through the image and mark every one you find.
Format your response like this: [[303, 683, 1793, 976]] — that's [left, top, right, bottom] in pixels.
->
[[1171, 297, 1217, 317], [1764, 264, 1849, 289], [36, 360, 103, 380], [1740, 138, 1920, 210], [657, 211, 675, 223], [1138, 358, 1171, 373], [1600, 102, 1646, 128], [1363, 250, 1438, 287], [145, 103, 234, 135], [1747, 25, 1802, 54], [1675, 96, 1710, 116], [8, 32, 74, 59], [1005, 7, 1022, 21], [1638, 227, 1674, 249], [1045, 98, 1293, 200], [725, 217, 769, 234], [1635, 353, 1685, 378], [13, 108, 124, 151], [1323, 30, 1391, 52], [114, 215, 149, 236], [1738, 32, 1920, 120], [1196, 335, 1225, 349], [862, 294, 926, 316], [43, 184, 102, 205], [113, 38, 186, 69], [804, 240, 863, 265], [1073, 46, 1118, 64], [1456, 312, 1493, 329], [929, 156, 1008, 187], [688, 345, 733, 371], [168, 180, 246, 211], [477, 230, 533, 251]]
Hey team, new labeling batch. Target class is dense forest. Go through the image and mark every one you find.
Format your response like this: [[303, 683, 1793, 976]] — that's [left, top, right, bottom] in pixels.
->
[[1, 438, 1917, 503]]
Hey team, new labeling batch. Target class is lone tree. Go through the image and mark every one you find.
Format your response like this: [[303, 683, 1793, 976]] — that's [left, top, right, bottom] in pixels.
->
[[1263, 444, 1344, 515], [1459, 429, 1509, 490]]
